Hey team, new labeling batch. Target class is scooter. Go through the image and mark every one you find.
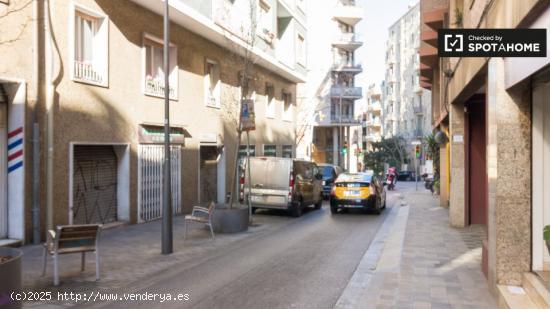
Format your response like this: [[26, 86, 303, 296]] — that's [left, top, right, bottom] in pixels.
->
[[422, 173, 434, 193], [386, 173, 396, 191]]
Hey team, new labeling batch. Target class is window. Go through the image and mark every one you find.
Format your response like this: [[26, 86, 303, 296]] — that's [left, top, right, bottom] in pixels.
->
[[143, 34, 178, 100], [72, 6, 108, 86], [238, 145, 256, 159], [238, 145, 255, 167], [282, 145, 293, 158], [266, 83, 275, 118], [205, 60, 221, 108], [263, 145, 277, 157], [297, 34, 306, 66], [282, 92, 292, 122], [258, 0, 273, 42]]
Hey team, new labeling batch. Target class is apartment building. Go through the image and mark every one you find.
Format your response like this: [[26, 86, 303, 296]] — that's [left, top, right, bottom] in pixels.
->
[[382, 3, 431, 166], [0, 0, 306, 244], [420, 0, 550, 303], [301, 0, 363, 171], [362, 84, 382, 153]]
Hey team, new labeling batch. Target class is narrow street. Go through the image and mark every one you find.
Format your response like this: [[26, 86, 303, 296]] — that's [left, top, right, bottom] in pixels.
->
[[94, 186, 404, 309]]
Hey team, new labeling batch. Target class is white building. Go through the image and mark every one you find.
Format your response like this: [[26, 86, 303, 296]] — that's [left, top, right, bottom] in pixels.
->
[[297, 0, 363, 172], [362, 84, 383, 153], [382, 3, 431, 146]]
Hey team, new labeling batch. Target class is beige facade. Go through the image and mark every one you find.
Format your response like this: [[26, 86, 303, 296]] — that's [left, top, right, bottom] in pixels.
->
[[0, 0, 306, 243], [421, 0, 548, 297]]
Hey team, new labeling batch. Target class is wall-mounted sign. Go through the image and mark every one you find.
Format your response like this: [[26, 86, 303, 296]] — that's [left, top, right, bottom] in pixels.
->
[[138, 124, 186, 144], [439, 29, 546, 58], [452, 134, 464, 143], [240, 99, 256, 131]]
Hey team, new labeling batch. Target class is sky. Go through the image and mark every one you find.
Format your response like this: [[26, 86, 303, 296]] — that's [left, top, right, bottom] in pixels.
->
[[355, 0, 418, 89]]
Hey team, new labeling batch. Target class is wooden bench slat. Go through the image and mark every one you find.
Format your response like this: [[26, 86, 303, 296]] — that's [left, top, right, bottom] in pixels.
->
[[55, 246, 96, 254]]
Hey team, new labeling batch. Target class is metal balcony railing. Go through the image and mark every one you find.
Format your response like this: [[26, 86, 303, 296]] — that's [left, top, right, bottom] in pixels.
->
[[332, 60, 362, 72], [74, 60, 104, 84], [331, 115, 361, 124], [330, 86, 362, 98], [145, 77, 176, 99]]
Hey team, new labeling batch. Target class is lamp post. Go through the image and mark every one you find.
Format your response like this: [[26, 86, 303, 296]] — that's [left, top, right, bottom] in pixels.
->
[[162, 0, 173, 255]]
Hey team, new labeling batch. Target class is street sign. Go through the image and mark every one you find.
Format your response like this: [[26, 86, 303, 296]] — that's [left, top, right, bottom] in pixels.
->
[[240, 99, 256, 131]]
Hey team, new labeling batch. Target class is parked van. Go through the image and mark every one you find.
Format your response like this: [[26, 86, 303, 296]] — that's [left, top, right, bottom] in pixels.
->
[[241, 157, 323, 217]]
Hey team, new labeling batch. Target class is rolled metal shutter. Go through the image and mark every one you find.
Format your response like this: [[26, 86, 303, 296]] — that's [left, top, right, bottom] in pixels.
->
[[73, 145, 118, 224]]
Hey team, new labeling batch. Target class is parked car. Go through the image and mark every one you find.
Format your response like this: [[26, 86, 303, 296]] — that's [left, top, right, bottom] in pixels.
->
[[318, 163, 343, 199], [243, 157, 323, 217], [330, 172, 387, 214], [397, 171, 413, 181]]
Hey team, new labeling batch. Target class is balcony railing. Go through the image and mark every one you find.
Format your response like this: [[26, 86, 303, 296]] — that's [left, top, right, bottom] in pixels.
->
[[145, 77, 176, 99], [333, 2, 363, 26], [332, 60, 362, 73], [331, 115, 361, 124], [366, 118, 381, 127], [333, 33, 363, 51], [364, 134, 381, 142], [368, 102, 382, 112], [330, 86, 362, 99], [74, 60, 104, 84]]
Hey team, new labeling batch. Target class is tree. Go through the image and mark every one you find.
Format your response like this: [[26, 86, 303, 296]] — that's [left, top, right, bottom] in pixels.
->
[[218, 0, 261, 209], [424, 133, 440, 179], [363, 136, 409, 174], [0, 0, 33, 45]]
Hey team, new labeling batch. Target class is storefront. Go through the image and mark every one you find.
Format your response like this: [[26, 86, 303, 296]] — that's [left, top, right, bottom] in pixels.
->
[[0, 80, 26, 244]]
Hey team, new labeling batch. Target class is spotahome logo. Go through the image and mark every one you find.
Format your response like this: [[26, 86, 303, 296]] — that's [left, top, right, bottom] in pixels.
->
[[438, 29, 546, 57]]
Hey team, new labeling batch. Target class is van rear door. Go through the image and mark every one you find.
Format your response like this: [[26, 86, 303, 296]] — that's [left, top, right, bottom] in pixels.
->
[[247, 157, 291, 208]]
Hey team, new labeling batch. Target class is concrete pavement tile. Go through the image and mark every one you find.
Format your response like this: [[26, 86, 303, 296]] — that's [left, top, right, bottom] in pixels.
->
[[413, 301, 432, 309]]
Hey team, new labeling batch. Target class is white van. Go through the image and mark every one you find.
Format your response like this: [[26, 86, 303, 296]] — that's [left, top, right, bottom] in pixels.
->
[[240, 157, 323, 217]]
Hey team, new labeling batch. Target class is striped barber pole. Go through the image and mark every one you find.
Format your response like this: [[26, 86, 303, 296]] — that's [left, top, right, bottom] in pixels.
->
[[7, 127, 23, 174]]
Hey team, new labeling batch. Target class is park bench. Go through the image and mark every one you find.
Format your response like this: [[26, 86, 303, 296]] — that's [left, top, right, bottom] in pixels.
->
[[41, 224, 101, 286], [184, 201, 215, 240]]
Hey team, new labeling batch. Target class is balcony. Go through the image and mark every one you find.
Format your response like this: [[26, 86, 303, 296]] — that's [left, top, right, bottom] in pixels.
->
[[332, 60, 363, 74], [330, 86, 362, 99], [73, 61, 104, 85], [332, 33, 363, 51], [364, 134, 381, 142], [333, 3, 363, 26], [366, 118, 382, 127], [368, 102, 382, 113], [331, 115, 362, 125], [144, 77, 177, 100]]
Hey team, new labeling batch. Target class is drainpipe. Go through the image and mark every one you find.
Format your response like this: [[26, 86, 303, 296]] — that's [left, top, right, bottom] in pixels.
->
[[31, 0, 41, 245], [44, 0, 54, 231]]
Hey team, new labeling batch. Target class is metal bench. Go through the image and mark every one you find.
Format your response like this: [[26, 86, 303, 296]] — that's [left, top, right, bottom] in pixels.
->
[[184, 202, 215, 240], [41, 224, 101, 286]]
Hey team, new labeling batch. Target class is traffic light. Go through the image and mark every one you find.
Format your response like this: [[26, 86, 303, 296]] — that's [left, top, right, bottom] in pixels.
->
[[342, 140, 348, 155], [415, 145, 421, 158]]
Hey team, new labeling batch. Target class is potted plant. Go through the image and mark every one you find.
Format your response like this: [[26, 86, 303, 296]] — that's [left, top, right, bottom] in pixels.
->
[[433, 179, 440, 195], [0, 247, 22, 309], [544, 226, 550, 255]]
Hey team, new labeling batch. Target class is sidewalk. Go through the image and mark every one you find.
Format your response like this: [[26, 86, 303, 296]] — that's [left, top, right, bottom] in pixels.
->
[[338, 186, 497, 309], [20, 213, 293, 308]]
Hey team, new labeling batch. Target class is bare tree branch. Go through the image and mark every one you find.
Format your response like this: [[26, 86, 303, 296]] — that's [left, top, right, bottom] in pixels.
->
[[0, 0, 32, 19]]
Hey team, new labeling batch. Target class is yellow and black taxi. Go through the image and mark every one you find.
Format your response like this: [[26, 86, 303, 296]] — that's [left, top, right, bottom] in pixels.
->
[[329, 172, 387, 214]]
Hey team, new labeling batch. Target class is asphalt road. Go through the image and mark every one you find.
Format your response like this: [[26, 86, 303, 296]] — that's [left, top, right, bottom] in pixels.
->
[[102, 189, 401, 309]]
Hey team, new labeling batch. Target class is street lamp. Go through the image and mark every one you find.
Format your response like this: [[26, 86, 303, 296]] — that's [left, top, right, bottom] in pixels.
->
[[162, 0, 173, 255]]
